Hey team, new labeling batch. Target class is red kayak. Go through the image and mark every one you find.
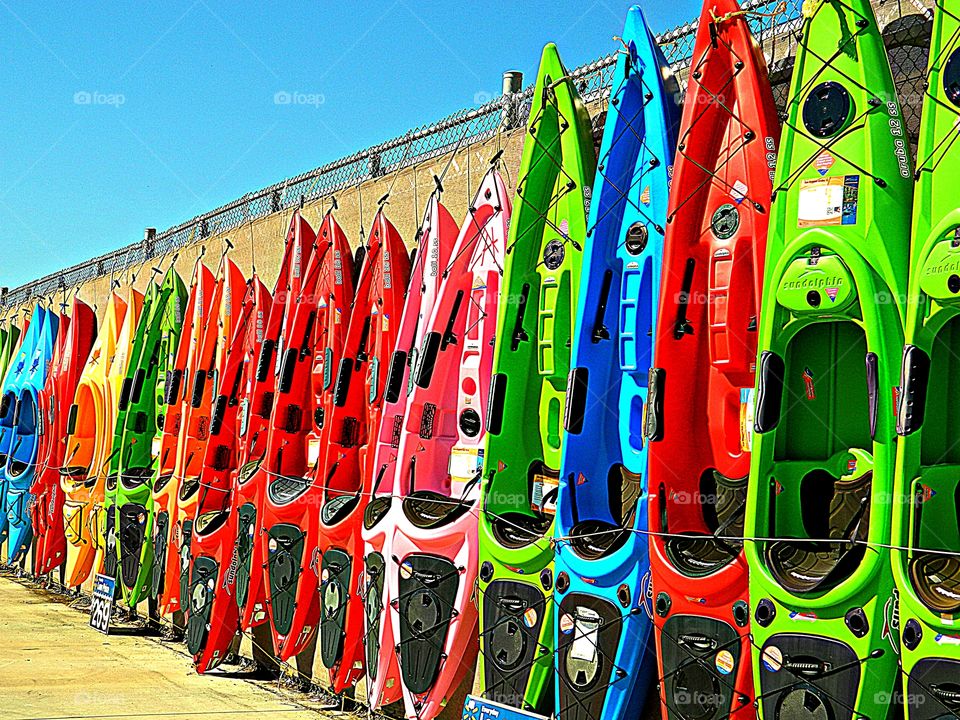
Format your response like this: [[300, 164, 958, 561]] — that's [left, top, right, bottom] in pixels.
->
[[261, 210, 355, 661], [187, 276, 270, 672], [32, 301, 96, 575], [648, 2, 780, 718], [153, 260, 213, 615], [362, 189, 457, 709], [233, 213, 313, 633], [315, 208, 411, 694]]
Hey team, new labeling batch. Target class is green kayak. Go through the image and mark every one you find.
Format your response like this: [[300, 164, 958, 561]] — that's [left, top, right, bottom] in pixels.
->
[[744, 1, 912, 718], [893, 4, 960, 716], [103, 283, 156, 585], [476, 42, 595, 716], [116, 267, 187, 607]]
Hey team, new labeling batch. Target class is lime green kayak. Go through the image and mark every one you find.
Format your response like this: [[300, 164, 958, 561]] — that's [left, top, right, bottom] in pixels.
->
[[116, 267, 187, 607], [103, 283, 156, 584], [476, 42, 595, 716], [744, 1, 912, 718], [893, 5, 960, 715]]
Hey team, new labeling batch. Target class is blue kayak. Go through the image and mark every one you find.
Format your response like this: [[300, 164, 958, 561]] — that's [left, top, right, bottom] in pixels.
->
[[554, 5, 681, 719], [0, 305, 49, 556], [5, 305, 58, 562]]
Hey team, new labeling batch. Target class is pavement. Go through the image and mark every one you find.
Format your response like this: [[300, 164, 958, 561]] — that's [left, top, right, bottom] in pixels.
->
[[0, 572, 328, 720]]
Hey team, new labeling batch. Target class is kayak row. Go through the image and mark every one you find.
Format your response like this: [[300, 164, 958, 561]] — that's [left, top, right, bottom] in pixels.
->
[[1, 1, 956, 719]]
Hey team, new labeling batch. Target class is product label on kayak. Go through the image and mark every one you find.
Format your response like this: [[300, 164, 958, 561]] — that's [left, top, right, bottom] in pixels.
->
[[715, 649, 735, 675], [530, 471, 558, 515], [761, 645, 783, 672], [739, 388, 755, 452], [308, 438, 321, 468], [449, 447, 483, 483], [798, 175, 859, 227]]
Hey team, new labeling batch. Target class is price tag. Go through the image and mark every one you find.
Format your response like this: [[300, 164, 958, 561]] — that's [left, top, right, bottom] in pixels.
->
[[89, 573, 116, 635]]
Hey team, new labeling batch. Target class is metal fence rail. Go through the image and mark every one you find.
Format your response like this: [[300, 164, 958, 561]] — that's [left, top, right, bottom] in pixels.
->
[[0, 0, 933, 308]]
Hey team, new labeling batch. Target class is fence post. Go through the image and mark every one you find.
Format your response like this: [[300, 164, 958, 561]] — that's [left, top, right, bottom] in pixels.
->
[[501, 71, 523, 130], [143, 227, 157, 259]]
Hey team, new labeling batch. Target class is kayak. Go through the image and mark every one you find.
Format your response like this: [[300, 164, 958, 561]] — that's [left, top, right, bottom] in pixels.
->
[[315, 209, 411, 693], [475, 42, 595, 717], [556, 5, 681, 719], [187, 275, 269, 672], [32, 302, 93, 576], [362, 187, 457, 709], [169, 256, 244, 618], [117, 266, 188, 607], [744, 1, 912, 718], [260, 210, 354, 661], [893, 5, 960, 716], [390, 162, 510, 720], [62, 292, 127, 587], [0, 306, 41, 548], [233, 212, 314, 633], [172, 256, 245, 620], [19, 304, 69, 568], [647, 1, 778, 718], [100, 285, 148, 582], [152, 261, 212, 613], [4, 304, 57, 562]]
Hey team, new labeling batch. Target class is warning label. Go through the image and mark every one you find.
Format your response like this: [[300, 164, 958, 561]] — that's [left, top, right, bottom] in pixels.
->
[[798, 175, 859, 228]]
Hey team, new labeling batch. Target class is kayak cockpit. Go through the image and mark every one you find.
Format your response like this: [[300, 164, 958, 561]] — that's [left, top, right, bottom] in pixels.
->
[[663, 470, 747, 576]]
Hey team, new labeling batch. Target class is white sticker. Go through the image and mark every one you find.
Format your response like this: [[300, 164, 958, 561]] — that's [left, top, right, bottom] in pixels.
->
[[762, 645, 783, 672], [715, 650, 735, 675]]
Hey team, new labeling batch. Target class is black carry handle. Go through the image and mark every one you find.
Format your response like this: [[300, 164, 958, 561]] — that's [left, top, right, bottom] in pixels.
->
[[278, 348, 297, 394], [645, 368, 665, 442], [384, 350, 407, 405], [415, 332, 442, 389], [210, 395, 228, 435], [256, 339, 275, 383], [131, 368, 146, 404], [486, 373, 507, 435], [118, 377, 134, 412], [332, 357, 353, 407], [66, 404, 79, 435], [165, 369, 183, 406], [564, 367, 588, 434], [897, 344, 930, 436], [190, 370, 206, 409], [754, 351, 784, 434], [591, 270, 613, 343]]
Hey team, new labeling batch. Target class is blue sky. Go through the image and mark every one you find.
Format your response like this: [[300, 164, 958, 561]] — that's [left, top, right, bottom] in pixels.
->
[[0, 0, 700, 289]]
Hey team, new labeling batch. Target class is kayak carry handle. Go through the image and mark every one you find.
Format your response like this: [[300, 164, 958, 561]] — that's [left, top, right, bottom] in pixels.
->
[[865, 352, 878, 440], [210, 395, 228, 435], [166, 369, 183, 406], [131, 368, 146, 405], [190, 369, 206, 409], [384, 349, 408, 405], [114, 377, 133, 414], [277, 348, 297, 394], [754, 351, 784, 433], [564, 367, 588, 435], [256, 339, 275, 383], [486, 373, 507, 435], [415, 332, 442, 389], [897, 344, 930, 436], [645, 368, 664, 442], [333, 357, 353, 408]]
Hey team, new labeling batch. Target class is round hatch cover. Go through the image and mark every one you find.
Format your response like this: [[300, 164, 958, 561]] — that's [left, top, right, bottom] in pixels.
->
[[802, 81, 852, 138], [711, 204, 740, 240]]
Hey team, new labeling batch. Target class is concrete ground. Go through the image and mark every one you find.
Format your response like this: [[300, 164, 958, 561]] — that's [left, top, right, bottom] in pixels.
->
[[0, 572, 331, 720]]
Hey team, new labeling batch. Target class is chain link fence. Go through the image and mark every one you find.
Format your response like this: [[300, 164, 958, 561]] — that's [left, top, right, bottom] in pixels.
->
[[0, 0, 935, 309]]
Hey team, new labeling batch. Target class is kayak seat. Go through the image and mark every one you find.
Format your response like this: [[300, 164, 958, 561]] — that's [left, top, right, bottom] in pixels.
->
[[59, 465, 88, 479], [403, 490, 475, 529], [321, 491, 361, 526], [8, 459, 29, 476], [266, 474, 310, 505], [490, 511, 552, 549], [908, 468, 960, 613], [237, 458, 262, 485], [195, 509, 229, 536], [363, 495, 392, 530], [911, 553, 960, 614], [120, 467, 154, 490], [178, 475, 200, 502], [569, 465, 642, 559], [766, 469, 871, 594], [153, 472, 173, 493], [664, 470, 747, 577]]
